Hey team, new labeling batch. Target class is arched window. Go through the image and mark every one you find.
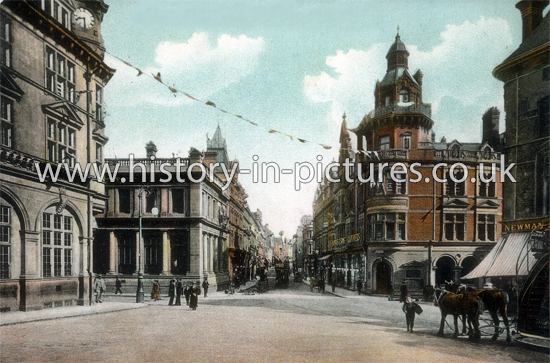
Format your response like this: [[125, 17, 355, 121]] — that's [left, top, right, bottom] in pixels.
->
[[0, 205, 11, 278], [399, 88, 410, 103]]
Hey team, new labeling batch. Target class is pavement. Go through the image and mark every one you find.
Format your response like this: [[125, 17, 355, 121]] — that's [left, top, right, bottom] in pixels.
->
[[0, 279, 259, 327]]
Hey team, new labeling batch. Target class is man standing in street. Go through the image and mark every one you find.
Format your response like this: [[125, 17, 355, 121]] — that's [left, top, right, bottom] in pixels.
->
[[202, 277, 209, 298], [115, 276, 123, 295], [168, 278, 176, 306], [175, 278, 183, 306], [357, 280, 363, 295], [94, 275, 106, 303]]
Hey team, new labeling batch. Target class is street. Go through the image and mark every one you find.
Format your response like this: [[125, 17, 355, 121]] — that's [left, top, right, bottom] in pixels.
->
[[1, 278, 548, 363]]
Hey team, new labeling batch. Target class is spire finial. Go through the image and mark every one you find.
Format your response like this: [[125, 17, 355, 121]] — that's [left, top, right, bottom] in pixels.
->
[[343, 112, 346, 120], [397, 25, 400, 36]]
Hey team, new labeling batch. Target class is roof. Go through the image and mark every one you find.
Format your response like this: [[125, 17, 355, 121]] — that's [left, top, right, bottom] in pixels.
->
[[494, 13, 549, 79], [387, 33, 409, 56], [462, 233, 537, 279], [379, 67, 418, 87]]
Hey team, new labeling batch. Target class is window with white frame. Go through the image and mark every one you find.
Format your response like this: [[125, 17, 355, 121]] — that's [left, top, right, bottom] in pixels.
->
[[477, 214, 496, 241], [446, 169, 466, 196], [1, 96, 14, 148], [368, 213, 406, 241], [479, 172, 496, 197], [45, 46, 75, 102], [95, 84, 104, 123], [402, 133, 411, 150], [42, 211, 73, 277], [386, 168, 407, 195], [444, 213, 465, 241], [399, 88, 410, 103], [1, 16, 11, 67], [0, 206, 11, 279], [47, 117, 76, 166]]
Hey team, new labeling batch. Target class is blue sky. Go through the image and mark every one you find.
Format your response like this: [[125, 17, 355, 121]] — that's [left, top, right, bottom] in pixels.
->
[[101, 0, 540, 236]]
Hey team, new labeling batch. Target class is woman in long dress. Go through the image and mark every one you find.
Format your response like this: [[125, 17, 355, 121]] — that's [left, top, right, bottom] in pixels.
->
[[189, 282, 199, 310], [151, 280, 161, 301]]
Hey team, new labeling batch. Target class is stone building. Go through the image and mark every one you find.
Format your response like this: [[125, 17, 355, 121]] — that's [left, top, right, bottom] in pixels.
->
[[94, 131, 233, 292], [0, 0, 115, 311], [313, 32, 505, 297]]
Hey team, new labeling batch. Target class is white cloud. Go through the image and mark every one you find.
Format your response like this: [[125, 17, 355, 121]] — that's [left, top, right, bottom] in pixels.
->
[[304, 17, 512, 141], [105, 32, 265, 106]]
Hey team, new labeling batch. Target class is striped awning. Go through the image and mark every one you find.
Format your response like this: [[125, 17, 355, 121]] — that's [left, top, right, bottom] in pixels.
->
[[463, 233, 535, 279]]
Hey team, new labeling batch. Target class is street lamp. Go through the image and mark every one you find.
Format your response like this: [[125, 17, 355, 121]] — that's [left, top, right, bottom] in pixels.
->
[[137, 187, 158, 303]]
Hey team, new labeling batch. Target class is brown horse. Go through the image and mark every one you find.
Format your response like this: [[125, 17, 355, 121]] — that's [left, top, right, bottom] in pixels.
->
[[434, 288, 481, 340], [446, 282, 511, 342]]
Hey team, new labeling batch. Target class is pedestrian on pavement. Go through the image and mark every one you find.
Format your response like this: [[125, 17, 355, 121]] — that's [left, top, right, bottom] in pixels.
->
[[388, 282, 394, 301], [357, 280, 363, 295], [402, 295, 423, 332], [168, 278, 176, 306], [115, 276, 123, 295], [202, 277, 209, 298], [184, 284, 192, 305], [331, 278, 336, 292], [175, 277, 183, 306], [151, 280, 161, 301], [94, 275, 106, 303], [189, 281, 199, 310], [399, 282, 408, 303]]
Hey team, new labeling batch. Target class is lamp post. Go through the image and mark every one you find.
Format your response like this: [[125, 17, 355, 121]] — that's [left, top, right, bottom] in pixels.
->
[[137, 187, 158, 303]]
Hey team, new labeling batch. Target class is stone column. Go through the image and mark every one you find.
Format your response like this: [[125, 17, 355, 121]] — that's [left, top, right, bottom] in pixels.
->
[[108, 231, 117, 275], [188, 227, 202, 277], [161, 231, 171, 275]]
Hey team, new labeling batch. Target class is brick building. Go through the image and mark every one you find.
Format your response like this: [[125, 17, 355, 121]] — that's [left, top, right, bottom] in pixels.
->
[[0, 0, 115, 311], [313, 32, 505, 297]]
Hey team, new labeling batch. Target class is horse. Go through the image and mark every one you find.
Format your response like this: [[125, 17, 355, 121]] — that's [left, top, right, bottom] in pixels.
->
[[434, 288, 481, 340], [445, 281, 511, 342]]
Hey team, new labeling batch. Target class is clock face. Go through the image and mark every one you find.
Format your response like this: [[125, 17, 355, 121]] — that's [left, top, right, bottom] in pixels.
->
[[73, 8, 95, 30]]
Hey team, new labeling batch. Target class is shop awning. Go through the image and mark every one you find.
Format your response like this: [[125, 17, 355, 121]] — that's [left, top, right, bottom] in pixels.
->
[[463, 232, 535, 279]]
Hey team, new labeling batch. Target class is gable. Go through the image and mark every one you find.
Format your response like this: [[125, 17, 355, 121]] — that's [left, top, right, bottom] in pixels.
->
[[41, 101, 84, 129]]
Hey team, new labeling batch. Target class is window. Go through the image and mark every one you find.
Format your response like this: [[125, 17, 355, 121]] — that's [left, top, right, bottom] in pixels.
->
[[47, 117, 76, 166], [479, 172, 496, 197], [118, 232, 134, 274], [446, 170, 466, 196], [45, 47, 75, 102], [95, 143, 103, 163], [1, 96, 14, 148], [477, 214, 496, 241], [385, 96, 390, 106], [172, 188, 187, 214], [368, 213, 406, 241], [402, 134, 411, 150], [0, 206, 11, 278], [42, 211, 73, 277], [539, 96, 549, 138], [119, 189, 132, 214], [444, 214, 465, 241], [536, 153, 549, 216], [40, 0, 72, 31], [386, 170, 407, 195], [399, 88, 409, 103], [95, 84, 104, 123], [379, 136, 390, 150], [144, 234, 161, 274], [1, 17, 11, 67]]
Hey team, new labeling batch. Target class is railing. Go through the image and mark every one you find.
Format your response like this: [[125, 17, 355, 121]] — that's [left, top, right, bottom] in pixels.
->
[[374, 103, 432, 118], [105, 158, 190, 167], [434, 149, 500, 162], [377, 149, 409, 160]]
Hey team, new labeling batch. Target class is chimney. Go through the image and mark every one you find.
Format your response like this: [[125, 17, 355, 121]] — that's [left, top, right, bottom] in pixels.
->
[[516, 0, 549, 42], [482, 107, 500, 149], [145, 141, 157, 158], [431, 131, 436, 144], [188, 147, 203, 164]]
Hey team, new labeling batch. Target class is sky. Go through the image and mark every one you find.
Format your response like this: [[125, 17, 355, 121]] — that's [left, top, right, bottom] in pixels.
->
[[100, 0, 542, 237]]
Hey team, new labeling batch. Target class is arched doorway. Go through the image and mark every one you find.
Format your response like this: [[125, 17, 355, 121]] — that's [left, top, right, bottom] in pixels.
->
[[460, 256, 479, 279], [435, 256, 455, 287], [375, 260, 392, 294]]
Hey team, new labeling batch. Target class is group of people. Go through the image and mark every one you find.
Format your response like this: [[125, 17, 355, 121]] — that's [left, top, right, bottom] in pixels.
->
[[163, 277, 209, 310]]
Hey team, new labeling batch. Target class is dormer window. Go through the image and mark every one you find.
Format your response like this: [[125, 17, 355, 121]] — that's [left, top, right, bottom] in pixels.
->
[[400, 88, 409, 103]]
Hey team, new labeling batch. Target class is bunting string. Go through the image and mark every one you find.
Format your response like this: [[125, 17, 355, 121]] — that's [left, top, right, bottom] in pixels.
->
[[106, 51, 335, 151]]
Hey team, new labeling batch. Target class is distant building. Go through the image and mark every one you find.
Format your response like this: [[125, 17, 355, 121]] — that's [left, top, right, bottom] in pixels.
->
[[0, 0, 115, 311], [314, 32, 504, 297]]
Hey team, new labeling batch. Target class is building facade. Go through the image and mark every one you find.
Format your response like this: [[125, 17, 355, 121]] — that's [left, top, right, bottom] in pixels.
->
[[0, 0, 115, 311], [313, 33, 504, 298]]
